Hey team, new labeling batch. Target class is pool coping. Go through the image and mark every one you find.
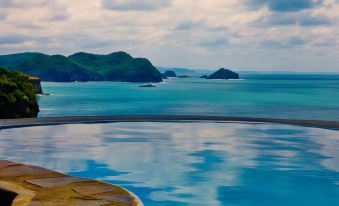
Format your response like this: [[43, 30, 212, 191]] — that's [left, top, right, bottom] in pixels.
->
[[0, 160, 143, 206], [0, 115, 339, 130]]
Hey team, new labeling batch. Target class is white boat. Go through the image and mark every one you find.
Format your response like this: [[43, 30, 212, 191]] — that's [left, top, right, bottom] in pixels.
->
[[138, 83, 156, 88]]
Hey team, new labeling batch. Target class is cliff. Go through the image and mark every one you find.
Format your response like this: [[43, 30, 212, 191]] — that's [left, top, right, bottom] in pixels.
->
[[28, 76, 43, 94]]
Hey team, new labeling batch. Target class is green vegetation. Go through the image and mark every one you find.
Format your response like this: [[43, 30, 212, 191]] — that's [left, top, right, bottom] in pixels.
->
[[0, 51, 163, 82], [0, 67, 39, 118]]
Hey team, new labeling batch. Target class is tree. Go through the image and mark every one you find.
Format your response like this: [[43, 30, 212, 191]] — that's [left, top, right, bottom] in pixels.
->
[[0, 67, 39, 118]]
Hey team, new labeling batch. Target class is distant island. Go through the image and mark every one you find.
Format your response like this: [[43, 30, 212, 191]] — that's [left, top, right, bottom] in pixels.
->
[[158, 67, 240, 80], [157, 67, 210, 77], [202, 68, 240, 80], [0, 51, 163, 83], [162, 70, 177, 78], [0, 67, 39, 118]]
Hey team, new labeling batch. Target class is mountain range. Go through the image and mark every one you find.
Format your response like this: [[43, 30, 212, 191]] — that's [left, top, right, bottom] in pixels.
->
[[0, 52, 163, 82]]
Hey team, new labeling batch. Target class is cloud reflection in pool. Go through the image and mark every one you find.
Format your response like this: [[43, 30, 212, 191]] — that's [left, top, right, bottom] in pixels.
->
[[1, 122, 339, 206]]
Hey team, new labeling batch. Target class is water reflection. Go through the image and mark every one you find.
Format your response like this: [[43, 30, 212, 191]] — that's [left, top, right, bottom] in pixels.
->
[[0, 122, 339, 206]]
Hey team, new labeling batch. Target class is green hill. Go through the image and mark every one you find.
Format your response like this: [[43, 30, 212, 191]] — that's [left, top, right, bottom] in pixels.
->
[[0, 67, 39, 118], [0, 52, 163, 82], [0, 52, 39, 67]]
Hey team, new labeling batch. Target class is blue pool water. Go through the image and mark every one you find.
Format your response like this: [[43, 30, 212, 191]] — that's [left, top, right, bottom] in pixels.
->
[[38, 74, 339, 121], [1, 122, 339, 205]]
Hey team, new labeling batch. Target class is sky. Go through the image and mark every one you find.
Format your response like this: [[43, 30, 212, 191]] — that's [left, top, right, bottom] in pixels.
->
[[0, 0, 338, 71]]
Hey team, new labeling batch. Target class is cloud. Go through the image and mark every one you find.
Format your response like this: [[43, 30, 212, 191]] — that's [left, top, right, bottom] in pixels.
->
[[298, 15, 332, 26], [0, 13, 6, 20], [268, 0, 320, 12], [199, 38, 229, 47], [175, 20, 229, 32], [101, 0, 171, 11], [175, 21, 201, 30], [244, 0, 323, 12], [0, 0, 16, 7], [253, 12, 333, 27], [313, 37, 338, 47], [261, 36, 306, 48], [0, 35, 28, 45], [0, 0, 70, 22], [0, 0, 50, 8], [0, 34, 52, 45], [49, 10, 70, 21], [261, 39, 282, 48], [286, 37, 305, 46], [0, 0, 338, 71]]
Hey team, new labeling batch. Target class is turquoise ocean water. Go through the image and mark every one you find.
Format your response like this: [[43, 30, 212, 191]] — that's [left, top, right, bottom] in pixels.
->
[[38, 74, 339, 120]]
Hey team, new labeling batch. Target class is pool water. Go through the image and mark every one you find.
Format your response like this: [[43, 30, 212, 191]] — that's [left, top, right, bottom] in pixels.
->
[[1, 122, 339, 205]]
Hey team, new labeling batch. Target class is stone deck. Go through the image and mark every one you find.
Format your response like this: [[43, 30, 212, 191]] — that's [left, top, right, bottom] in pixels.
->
[[0, 160, 143, 206]]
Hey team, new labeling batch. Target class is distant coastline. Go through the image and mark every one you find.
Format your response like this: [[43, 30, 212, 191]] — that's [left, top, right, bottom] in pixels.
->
[[0, 51, 163, 83]]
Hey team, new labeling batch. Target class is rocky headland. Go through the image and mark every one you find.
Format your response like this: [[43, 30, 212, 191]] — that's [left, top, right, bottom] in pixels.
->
[[0, 67, 39, 118]]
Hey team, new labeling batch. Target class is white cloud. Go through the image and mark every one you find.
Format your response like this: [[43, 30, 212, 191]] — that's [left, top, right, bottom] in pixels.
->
[[0, 0, 338, 71], [0, 0, 54, 8], [101, 0, 171, 11]]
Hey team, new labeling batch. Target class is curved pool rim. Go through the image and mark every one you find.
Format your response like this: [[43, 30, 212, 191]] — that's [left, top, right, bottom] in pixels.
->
[[1, 115, 339, 130]]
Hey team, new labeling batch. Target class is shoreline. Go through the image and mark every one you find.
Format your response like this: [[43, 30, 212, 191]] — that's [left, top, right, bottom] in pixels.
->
[[1, 115, 339, 130]]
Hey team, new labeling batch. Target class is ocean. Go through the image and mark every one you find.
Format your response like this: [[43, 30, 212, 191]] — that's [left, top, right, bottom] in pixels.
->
[[38, 73, 339, 120]]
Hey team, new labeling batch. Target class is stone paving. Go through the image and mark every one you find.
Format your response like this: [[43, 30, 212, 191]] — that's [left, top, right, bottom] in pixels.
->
[[0, 160, 143, 206]]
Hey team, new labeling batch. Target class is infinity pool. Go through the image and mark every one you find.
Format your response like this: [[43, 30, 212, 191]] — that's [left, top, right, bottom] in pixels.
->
[[1, 122, 339, 205]]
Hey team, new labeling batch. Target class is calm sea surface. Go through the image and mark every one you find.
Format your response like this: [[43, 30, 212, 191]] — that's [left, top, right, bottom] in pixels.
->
[[1, 122, 339, 206], [38, 74, 339, 120]]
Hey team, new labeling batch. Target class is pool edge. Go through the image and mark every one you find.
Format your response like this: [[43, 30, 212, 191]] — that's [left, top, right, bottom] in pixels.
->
[[1, 115, 339, 130]]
